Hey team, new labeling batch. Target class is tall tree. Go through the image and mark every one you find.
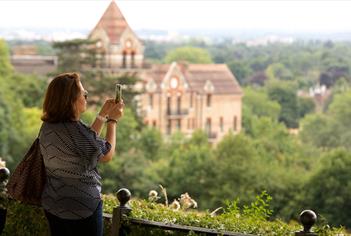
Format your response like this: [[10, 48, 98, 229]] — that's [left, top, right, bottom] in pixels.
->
[[0, 39, 13, 77], [267, 81, 299, 128]]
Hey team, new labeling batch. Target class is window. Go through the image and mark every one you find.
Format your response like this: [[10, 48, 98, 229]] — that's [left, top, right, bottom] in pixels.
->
[[167, 120, 171, 134], [122, 51, 127, 68], [131, 51, 135, 68], [152, 120, 156, 127], [205, 118, 212, 134], [190, 92, 193, 108], [233, 116, 237, 131], [167, 96, 171, 114], [177, 96, 181, 114], [176, 119, 181, 130], [149, 94, 153, 109], [170, 77, 178, 89], [206, 94, 212, 107], [220, 117, 224, 132]]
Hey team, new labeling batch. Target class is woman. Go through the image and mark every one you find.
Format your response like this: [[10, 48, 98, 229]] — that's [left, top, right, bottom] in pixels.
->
[[39, 72, 123, 236]]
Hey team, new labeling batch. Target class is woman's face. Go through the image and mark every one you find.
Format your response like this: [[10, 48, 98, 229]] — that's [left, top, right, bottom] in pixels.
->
[[75, 81, 87, 118]]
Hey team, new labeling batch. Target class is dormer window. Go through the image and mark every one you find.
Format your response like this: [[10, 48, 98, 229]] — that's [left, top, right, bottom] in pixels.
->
[[170, 77, 179, 89], [125, 40, 132, 49], [149, 94, 153, 109]]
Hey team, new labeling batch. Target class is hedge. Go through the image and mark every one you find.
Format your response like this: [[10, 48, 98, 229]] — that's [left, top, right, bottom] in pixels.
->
[[2, 193, 344, 236]]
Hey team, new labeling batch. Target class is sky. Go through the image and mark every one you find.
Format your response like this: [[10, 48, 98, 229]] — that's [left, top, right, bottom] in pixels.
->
[[0, 0, 351, 33]]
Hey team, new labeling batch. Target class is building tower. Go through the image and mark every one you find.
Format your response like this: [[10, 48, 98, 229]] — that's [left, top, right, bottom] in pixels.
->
[[89, 1, 144, 72]]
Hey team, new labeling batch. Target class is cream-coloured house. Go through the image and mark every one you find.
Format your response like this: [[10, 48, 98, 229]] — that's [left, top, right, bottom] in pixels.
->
[[138, 62, 243, 142]]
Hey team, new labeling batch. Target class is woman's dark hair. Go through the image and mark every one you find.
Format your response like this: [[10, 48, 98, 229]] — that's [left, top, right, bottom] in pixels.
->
[[41, 72, 81, 123]]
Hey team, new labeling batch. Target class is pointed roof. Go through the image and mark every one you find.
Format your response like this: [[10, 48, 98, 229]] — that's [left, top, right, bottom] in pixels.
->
[[91, 1, 131, 44]]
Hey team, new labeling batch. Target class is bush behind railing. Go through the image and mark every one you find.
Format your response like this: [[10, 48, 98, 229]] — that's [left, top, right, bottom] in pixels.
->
[[2, 193, 344, 236]]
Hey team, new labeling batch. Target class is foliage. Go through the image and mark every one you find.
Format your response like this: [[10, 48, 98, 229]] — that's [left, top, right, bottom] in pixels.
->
[[138, 127, 163, 161], [266, 80, 299, 128], [297, 96, 315, 118], [242, 87, 281, 134], [300, 91, 351, 150], [0, 74, 25, 170], [265, 63, 293, 81], [0, 39, 13, 77], [161, 133, 213, 207], [164, 47, 213, 64], [7, 74, 47, 108], [101, 193, 342, 236], [304, 149, 351, 227], [53, 39, 99, 73], [227, 60, 252, 85], [2, 193, 343, 236], [2, 201, 48, 236]]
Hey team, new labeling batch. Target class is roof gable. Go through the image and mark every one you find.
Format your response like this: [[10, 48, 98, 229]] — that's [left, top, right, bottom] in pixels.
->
[[90, 1, 134, 44]]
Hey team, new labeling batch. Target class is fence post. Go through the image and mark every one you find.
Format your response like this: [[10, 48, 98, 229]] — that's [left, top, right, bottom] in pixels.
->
[[295, 210, 317, 236], [111, 188, 132, 236], [0, 167, 10, 234]]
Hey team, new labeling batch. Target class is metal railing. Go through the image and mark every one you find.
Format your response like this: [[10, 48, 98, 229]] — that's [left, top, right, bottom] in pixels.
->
[[109, 188, 318, 236]]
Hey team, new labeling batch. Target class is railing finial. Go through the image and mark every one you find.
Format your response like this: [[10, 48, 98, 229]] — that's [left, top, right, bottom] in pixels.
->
[[295, 209, 317, 236], [116, 188, 131, 207], [0, 167, 10, 183]]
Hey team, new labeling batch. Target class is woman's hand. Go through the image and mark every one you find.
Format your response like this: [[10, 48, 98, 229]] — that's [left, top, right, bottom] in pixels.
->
[[107, 99, 124, 120], [99, 99, 116, 117]]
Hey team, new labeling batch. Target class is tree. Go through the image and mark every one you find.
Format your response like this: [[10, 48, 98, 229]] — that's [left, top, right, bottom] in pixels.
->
[[299, 91, 351, 150], [304, 149, 351, 227], [164, 47, 213, 64], [265, 63, 293, 81], [297, 96, 315, 118], [227, 60, 252, 85], [161, 130, 214, 209], [0, 40, 27, 169], [0, 39, 13, 77], [209, 133, 262, 208], [138, 127, 163, 161], [53, 39, 99, 73], [8, 74, 47, 108], [299, 114, 334, 148], [243, 87, 281, 120], [267, 81, 299, 128]]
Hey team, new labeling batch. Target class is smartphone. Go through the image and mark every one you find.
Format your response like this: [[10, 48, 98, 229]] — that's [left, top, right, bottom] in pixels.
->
[[115, 84, 123, 103]]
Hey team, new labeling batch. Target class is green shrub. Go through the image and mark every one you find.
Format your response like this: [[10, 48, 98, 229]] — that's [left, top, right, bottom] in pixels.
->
[[102, 193, 344, 236], [2, 193, 344, 236]]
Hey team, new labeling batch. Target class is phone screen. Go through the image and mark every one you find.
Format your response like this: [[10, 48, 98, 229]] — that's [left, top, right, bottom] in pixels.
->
[[115, 84, 122, 103]]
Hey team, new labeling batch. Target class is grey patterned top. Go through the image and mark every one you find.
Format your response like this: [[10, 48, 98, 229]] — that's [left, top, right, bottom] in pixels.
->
[[39, 120, 111, 219]]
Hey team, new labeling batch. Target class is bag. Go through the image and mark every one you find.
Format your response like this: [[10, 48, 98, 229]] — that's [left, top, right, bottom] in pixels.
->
[[7, 138, 46, 206]]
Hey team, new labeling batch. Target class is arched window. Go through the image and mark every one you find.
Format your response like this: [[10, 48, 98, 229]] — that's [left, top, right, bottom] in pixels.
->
[[122, 51, 127, 68], [220, 117, 224, 132], [131, 51, 135, 68]]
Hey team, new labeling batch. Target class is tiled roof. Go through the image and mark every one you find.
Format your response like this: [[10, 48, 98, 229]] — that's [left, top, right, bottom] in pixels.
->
[[90, 1, 131, 44], [144, 63, 242, 95]]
